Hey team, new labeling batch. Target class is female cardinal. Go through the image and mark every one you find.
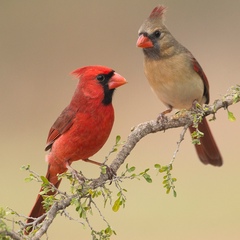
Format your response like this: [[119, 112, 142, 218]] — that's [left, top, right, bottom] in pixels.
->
[[26, 66, 126, 229], [137, 6, 222, 166]]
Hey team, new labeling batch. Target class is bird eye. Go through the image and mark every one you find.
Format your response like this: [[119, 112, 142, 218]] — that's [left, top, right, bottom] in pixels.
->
[[154, 30, 161, 38], [97, 74, 105, 82]]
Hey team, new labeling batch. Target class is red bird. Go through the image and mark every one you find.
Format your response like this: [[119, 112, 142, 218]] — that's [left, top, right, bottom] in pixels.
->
[[26, 66, 127, 228], [137, 6, 222, 166]]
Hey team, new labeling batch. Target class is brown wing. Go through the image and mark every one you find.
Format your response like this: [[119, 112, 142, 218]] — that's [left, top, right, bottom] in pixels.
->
[[192, 57, 210, 104], [45, 106, 76, 151]]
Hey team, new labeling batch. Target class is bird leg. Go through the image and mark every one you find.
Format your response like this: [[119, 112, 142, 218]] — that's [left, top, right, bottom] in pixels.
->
[[66, 163, 85, 184], [157, 106, 173, 124], [191, 99, 203, 111], [83, 158, 116, 180], [82, 158, 102, 166]]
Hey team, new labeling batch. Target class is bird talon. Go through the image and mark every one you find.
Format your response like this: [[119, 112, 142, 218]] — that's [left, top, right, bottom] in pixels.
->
[[70, 168, 85, 184], [101, 164, 116, 181], [191, 100, 201, 110], [157, 112, 167, 123]]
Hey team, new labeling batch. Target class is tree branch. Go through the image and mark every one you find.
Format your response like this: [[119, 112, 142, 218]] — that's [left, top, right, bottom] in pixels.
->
[[2, 85, 239, 239], [34, 86, 240, 238]]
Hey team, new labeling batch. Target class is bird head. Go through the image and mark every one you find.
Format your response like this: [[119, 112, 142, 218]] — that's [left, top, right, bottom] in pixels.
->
[[71, 66, 127, 105], [137, 6, 177, 59]]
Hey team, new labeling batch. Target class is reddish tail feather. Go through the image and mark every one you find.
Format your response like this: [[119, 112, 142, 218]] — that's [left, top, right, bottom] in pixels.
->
[[25, 165, 62, 233], [189, 118, 223, 166]]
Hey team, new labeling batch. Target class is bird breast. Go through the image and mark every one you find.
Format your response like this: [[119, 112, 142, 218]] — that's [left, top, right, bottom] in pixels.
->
[[144, 53, 204, 110]]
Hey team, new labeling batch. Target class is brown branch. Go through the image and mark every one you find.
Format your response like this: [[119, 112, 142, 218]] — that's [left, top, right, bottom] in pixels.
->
[[32, 87, 240, 238], [2, 86, 239, 239], [0, 230, 23, 240]]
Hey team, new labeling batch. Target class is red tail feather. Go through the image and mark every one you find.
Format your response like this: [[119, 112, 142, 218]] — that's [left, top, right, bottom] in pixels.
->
[[189, 118, 222, 166]]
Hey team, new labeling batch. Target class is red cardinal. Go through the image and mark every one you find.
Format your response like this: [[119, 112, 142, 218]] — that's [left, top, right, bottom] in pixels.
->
[[137, 6, 222, 166], [26, 66, 126, 228]]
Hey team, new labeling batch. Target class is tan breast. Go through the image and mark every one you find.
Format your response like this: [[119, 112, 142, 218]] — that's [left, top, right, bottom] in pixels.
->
[[144, 53, 205, 110]]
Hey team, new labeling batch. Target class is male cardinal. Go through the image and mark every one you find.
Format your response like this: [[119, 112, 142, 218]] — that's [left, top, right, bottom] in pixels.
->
[[137, 6, 222, 166], [26, 66, 126, 229]]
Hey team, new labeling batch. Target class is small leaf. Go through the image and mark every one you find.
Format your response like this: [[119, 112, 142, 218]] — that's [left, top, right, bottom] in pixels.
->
[[101, 165, 107, 174], [143, 173, 152, 183], [192, 139, 201, 145], [228, 110, 236, 122], [127, 166, 136, 173], [173, 190, 177, 197], [24, 176, 33, 183], [20, 165, 30, 171], [112, 197, 121, 212], [40, 176, 49, 184], [159, 166, 168, 172], [154, 164, 161, 169], [162, 179, 168, 184], [166, 188, 171, 194], [112, 147, 118, 152], [115, 135, 121, 144]]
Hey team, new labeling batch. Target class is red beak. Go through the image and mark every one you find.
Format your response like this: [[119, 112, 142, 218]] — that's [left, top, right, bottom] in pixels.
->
[[108, 72, 127, 90], [136, 34, 153, 48]]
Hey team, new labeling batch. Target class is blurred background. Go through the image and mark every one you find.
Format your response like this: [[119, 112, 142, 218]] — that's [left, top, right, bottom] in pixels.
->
[[1, 0, 240, 239]]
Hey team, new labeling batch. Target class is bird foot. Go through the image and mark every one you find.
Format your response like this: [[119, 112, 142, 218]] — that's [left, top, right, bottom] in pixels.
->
[[101, 164, 116, 181], [191, 100, 202, 110], [157, 108, 172, 124], [67, 165, 85, 184], [157, 112, 168, 124], [72, 169, 85, 184]]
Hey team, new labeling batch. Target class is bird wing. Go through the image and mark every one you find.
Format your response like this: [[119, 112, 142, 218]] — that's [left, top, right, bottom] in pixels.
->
[[192, 57, 210, 104], [45, 106, 76, 151]]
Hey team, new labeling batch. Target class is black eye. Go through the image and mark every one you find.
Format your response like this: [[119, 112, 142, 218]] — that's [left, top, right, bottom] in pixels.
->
[[154, 30, 161, 38], [97, 74, 105, 82]]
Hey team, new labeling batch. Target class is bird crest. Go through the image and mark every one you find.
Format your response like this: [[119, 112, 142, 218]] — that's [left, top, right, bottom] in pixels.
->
[[149, 5, 166, 19]]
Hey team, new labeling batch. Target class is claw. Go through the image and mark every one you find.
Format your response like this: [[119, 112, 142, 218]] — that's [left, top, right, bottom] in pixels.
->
[[101, 164, 116, 183], [157, 107, 173, 123]]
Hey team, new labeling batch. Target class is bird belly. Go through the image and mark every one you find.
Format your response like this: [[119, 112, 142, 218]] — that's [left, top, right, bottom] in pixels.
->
[[144, 59, 204, 110]]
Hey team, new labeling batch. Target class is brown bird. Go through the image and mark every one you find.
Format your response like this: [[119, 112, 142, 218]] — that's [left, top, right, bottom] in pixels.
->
[[137, 5, 222, 166]]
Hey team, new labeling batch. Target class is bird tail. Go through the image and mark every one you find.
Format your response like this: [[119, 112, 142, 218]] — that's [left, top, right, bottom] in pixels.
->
[[189, 118, 223, 166], [25, 164, 64, 233]]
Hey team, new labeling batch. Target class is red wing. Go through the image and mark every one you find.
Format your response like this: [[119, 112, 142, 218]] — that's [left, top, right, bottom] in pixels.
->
[[45, 106, 76, 151], [192, 57, 210, 104]]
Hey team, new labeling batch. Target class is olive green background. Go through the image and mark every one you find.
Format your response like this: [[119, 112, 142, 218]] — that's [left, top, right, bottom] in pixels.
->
[[1, 0, 240, 239]]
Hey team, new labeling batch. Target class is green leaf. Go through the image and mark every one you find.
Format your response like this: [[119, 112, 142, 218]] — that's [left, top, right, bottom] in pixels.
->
[[127, 166, 136, 173], [228, 110, 236, 122], [115, 135, 121, 144], [154, 164, 161, 169], [192, 138, 201, 145], [101, 165, 107, 174], [24, 174, 35, 182], [162, 179, 168, 184], [143, 173, 152, 183], [20, 165, 30, 171], [166, 188, 171, 194], [173, 190, 177, 197], [40, 176, 49, 184], [159, 166, 168, 173], [0, 208, 6, 218], [112, 197, 121, 212]]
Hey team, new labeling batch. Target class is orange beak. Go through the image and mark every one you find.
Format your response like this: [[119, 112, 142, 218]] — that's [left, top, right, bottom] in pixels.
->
[[136, 34, 153, 48], [108, 72, 127, 89]]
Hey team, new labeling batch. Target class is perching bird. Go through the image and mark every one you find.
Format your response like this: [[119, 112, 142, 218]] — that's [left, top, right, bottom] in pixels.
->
[[137, 5, 222, 166], [26, 65, 127, 229]]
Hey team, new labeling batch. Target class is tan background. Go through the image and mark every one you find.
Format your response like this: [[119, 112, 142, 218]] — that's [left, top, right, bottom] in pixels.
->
[[1, 0, 240, 239]]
